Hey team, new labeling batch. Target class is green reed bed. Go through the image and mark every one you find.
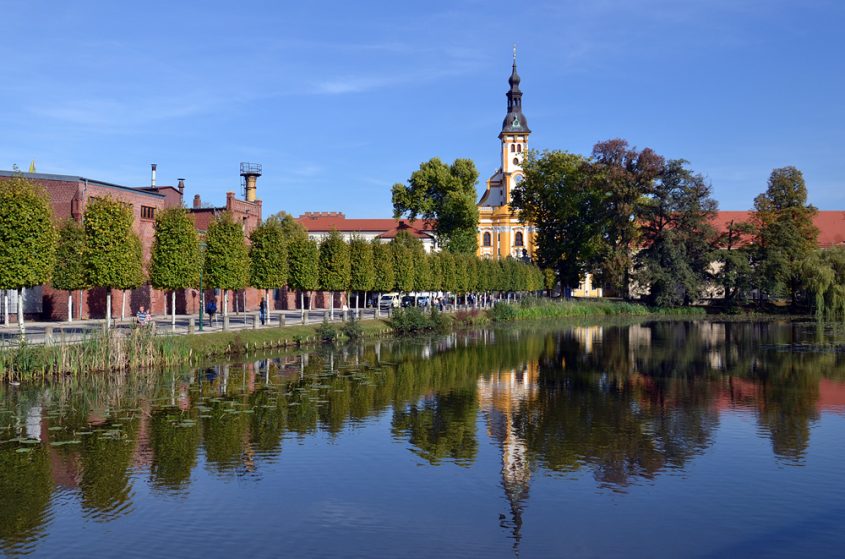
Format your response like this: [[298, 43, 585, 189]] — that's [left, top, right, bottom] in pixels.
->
[[0, 319, 393, 382], [489, 297, 706, 322]]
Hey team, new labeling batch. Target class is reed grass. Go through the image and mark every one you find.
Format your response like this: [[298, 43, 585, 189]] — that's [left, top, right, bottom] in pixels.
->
[[0, 319, 392, 382], [489, 297, 707, 322]]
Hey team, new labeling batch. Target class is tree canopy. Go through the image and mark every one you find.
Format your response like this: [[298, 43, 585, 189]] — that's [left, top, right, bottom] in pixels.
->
[[249, 220, 288, 291], [288, 236, 320, 292], [203, 212, 249, 290], [635, 159, 718, 307], [150, 207, 201, 291], [511, 150, 605, 292], [349, 236, 375, 293], [371, 240, 395, 293], [0, 174, 57, 291], [52, 220, 88, 292], [83, 197, 143, 291], [391, 157, 480, 253], [318, 230, 351, 292]]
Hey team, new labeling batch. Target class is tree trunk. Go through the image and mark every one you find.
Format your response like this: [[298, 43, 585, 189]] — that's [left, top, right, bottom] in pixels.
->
[[3, 291, 9, 326], [17, 288, 25, 335], [223, 290, 229, 318], [301, 291, 305, 323], [121, 290, 127, 321], [78, 289, 83, 320], [330, 292, 334, 321], [106, 289, 112, 329], [68, 292, 73, 323], [172, 290, 177, 330]]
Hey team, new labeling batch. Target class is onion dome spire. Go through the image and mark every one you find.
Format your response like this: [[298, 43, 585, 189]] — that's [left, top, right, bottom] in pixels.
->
[[502, 45, 530, 135]]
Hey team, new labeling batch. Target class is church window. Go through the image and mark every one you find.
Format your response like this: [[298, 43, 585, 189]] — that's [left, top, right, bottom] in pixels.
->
[[515, 231, 524, 246], [483, 232, 492, 246], [517, 144, 522, 153], [510, 144, 515, 152], [513, 157, 519, 165]]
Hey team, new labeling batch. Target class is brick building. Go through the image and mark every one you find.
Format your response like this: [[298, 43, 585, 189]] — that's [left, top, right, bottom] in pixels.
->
[[0, 165, 262, 321]]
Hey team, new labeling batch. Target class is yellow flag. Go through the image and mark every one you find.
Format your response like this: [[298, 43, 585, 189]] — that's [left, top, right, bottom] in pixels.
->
[[28, 160, 36, 173]]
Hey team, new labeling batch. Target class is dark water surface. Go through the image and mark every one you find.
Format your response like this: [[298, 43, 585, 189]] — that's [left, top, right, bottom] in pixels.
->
[[3, 320, 845, 558]]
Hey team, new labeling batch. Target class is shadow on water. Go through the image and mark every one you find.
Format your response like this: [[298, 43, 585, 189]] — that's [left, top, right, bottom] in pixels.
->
[[1, 319, 845, 556]]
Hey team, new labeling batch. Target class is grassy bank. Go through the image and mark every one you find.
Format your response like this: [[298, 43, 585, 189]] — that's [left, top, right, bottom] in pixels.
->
[[0, 318, 391, 382], [488, 297, 707, 321]]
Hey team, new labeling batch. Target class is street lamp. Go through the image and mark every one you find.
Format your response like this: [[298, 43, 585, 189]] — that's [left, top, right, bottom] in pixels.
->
[[199, 241, 207, 332]]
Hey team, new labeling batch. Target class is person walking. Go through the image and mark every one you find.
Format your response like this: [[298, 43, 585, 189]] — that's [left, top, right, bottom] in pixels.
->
[[259, 297, 267, 326], [136, 305, 150, 326]]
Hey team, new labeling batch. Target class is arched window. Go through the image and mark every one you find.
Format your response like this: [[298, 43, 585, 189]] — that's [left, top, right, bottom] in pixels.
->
[[513, 157, 519, 165], [517, 144, 522, 153], [510, 144, 515, 152], [483, 232, 492, 246], [515, 231, 524, 246]]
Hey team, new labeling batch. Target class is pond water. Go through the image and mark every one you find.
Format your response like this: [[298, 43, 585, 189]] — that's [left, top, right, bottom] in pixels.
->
[[2, 320, 845, 558]]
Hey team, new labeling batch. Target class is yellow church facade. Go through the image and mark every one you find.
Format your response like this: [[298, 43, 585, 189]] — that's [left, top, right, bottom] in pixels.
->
[[476, 54, 602, 297]]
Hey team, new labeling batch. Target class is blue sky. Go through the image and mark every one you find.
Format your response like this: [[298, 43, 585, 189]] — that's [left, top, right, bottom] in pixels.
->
[[1, 0, 843, 216]]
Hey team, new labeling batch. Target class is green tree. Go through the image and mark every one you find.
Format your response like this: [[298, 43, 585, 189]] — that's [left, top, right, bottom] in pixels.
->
[[391, 233, 416, 293], [0, 173, 56, 333], [392, 157, 480, 253], [52, 219, 87, 322], [714, 219, 754, 305], [751, 166, 818, 306], [543, 268, 556, 297], [267, 210, 308, 241], [151, 207, 201, 328], [84, 196, 143, 328], [288, 236, 320, 318], [318, 230, 351, 319], [635, 159, 718, 307], [204, 212, 249, 318], [249, 220, 288, 314], [590, 139, 664, 298], [511, 150, 606, 296], [116, 233, 145, 320], [349, 236, 375, 309], [371, 240, 395, 315]]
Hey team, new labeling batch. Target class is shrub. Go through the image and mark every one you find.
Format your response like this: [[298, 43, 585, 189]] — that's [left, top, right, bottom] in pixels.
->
[[316, 318, 338, 343], [490, 302, 518, 321], [389, 307, 451, 335], [341, 316, 363, 341]]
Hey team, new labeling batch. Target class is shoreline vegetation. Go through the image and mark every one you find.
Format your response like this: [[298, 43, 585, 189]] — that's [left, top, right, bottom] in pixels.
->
[[0, 297, 793, 382]]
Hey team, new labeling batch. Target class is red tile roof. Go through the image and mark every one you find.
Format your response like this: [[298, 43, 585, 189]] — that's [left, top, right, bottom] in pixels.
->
[[376, 221, 434, 240], [711, 211, 845, 248], [297, 212, 435, 234]]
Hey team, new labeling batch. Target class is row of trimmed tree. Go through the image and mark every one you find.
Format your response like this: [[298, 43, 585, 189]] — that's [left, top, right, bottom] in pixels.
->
[[0, 175, 544, 333]]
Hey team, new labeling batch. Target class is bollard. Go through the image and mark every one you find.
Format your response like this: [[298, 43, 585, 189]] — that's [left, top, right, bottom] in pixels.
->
[[281, 313, 286, 327], [253, 314, 259, 329], [223, 315, 229, 331], [45, 326, 54, 345], [188, 317, 195, 334]]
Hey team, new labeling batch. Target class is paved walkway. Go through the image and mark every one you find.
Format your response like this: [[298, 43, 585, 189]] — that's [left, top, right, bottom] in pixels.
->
[[0, 307, 391, 345]]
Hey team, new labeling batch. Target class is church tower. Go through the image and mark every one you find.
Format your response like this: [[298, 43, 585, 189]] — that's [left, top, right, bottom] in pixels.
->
[[500, 46, 531, 202], [477, 48, 534, 259]]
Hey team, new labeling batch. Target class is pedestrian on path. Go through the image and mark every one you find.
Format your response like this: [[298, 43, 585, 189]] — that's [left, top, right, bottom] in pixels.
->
[[136, 305, 150, 326], [259, 298, 266, 326]]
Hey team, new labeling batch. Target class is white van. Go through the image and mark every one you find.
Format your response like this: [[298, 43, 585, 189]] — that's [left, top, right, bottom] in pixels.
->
[[379, 292, 401, 309]]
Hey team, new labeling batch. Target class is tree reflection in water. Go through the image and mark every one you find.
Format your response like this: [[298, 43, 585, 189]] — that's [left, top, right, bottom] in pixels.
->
[[1, 319, 845, 553]]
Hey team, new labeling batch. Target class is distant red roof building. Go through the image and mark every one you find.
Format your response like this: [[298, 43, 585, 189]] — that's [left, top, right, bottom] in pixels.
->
[[712, 210, 845, 248], [296, 212, 438, 251]]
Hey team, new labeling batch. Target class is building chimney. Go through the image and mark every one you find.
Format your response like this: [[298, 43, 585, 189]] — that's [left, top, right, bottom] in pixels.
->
[[151, 163, 157, 187], [177, 178, 185, 195], [193, 194, 201, 209]]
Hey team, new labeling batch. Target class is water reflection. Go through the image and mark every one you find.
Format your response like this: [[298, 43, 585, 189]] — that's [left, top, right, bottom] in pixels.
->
[[1, 320, 845, 556]]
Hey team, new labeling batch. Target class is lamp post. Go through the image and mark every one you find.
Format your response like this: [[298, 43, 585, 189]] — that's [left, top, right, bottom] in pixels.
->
[[199, 241, 207, 332]]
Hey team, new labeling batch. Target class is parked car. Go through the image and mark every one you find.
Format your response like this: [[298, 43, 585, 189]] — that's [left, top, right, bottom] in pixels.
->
[[379, 293, 401, 309], [401, 295, 415, 308], [416, 296, 431, 307]]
